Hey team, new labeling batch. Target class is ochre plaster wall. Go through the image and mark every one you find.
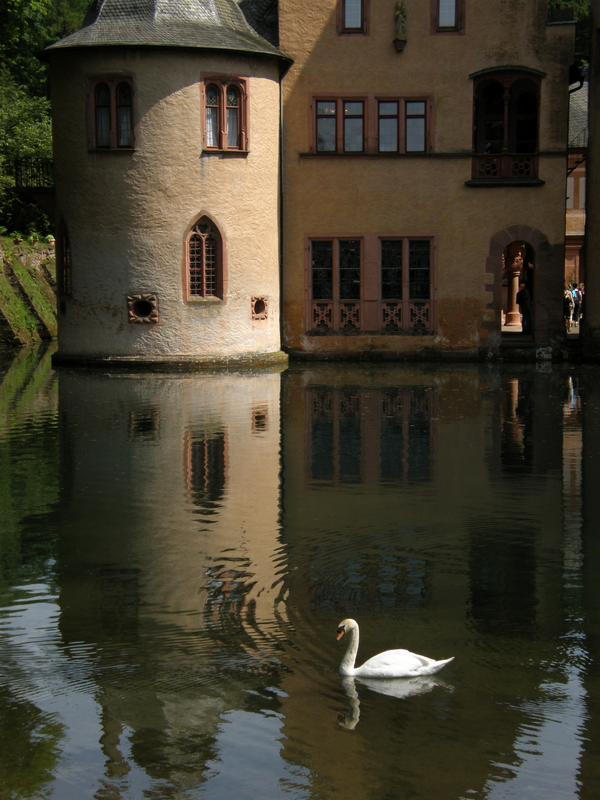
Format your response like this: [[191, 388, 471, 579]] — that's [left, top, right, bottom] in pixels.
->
[[50, 49, 282, 360], [279, 0, 574, 356]]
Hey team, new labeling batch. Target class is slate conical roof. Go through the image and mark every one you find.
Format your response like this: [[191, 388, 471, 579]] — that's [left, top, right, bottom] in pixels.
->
[[46, 0, 288, 62]]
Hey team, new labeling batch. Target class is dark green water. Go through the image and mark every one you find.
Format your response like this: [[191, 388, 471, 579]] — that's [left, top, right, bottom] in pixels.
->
[[1, 348, 599, 799]]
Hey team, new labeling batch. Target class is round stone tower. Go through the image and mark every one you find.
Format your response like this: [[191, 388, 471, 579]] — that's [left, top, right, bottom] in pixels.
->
[[46, 0, 289, 367]]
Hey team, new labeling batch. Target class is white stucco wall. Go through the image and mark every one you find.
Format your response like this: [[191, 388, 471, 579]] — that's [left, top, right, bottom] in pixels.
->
[[50, 48, 283, 361]]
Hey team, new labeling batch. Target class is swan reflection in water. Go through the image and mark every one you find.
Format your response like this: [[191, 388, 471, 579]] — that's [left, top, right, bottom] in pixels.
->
[[339, 675, 449, 730]]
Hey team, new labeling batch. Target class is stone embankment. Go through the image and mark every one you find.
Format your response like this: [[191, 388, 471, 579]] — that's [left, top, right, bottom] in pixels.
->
[[0, 237, 57, 349]]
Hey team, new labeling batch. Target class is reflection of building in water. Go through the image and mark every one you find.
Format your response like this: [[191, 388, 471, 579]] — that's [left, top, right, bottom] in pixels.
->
[[307, 385, 432, 485], [471, 370, 565, 637], [580, 370, 600, 788], [279, 365, 579, 799], [185, 429, 227, 513], [500, 376, 533, 471], [54, 369, 286, 794]]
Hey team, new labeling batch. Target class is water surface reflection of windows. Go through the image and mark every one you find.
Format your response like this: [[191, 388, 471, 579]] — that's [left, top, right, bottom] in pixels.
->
[[381, 388, 431, 482], [310, 389, 362, 483], [308, 386, 432, 485], [185, 430, 226, 512]]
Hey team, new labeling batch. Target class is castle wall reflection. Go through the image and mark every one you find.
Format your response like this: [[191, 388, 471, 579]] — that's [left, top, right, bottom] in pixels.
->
[[0, 352, 599, 798]]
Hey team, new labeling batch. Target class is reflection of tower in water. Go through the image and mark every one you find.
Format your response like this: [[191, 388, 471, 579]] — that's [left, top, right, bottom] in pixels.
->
[[55, 369, 287, 793]]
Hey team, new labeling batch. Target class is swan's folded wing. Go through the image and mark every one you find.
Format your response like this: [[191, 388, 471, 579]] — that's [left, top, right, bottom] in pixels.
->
[[359, 648, 426, 676]]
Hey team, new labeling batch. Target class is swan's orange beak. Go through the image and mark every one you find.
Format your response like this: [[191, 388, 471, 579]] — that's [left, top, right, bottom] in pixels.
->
[[336, 628, 345, 640]]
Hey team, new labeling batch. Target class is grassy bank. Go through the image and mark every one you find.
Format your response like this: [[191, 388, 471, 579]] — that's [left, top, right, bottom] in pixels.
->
[[0, 236, 57, 347]]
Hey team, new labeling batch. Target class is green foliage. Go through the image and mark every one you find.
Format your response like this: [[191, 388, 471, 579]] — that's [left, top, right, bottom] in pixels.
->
[[0, 687, 64, 800], [548, 0, 592, 59], [0, 67, 52, 162], [0, 67, 53, 233], [0, 0, 89, 96], [548, 0, 591, 21], [0, 1, 87, 233]]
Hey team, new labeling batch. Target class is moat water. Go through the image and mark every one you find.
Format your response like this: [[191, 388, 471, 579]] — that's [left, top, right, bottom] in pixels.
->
[[1, 346, 600, 799]]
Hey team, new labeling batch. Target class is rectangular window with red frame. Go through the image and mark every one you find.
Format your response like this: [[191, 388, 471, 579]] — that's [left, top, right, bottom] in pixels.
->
[[314, 97, 428, 154], [316, 101, 337, 152], [339, 0, 367, 33], [310, 239, 362, 302], [378, 101, 399, 152], [405, 101, 427, 152], [435, 0, 463, 31], [343, 101, 364, 152]]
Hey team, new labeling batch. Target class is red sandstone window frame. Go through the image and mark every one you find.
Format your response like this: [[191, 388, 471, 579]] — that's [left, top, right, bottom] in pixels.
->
[[312, 96, 431, 154], [432, 0, 465, 32], [337, 0, 369, 34], [202, 78, 248, 153], [87, 77, 134, 151], [306, 234, 435, 335], [377, 99, 400, 152], [184, 216, 225, 301], [315, 97, 367, 153]]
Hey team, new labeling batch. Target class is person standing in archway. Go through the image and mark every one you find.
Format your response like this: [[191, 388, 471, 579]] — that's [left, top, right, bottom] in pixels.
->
[[516, 281, 532, 334]]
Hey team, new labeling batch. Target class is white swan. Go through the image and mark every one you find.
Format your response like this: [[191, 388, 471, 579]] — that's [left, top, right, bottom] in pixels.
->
[[336, 618, 454, 678]]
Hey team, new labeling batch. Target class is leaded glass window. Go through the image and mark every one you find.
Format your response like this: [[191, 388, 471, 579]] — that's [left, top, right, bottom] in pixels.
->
[[206, 84, 220, 148], [226, 86, 240, 148], [204, 81, 246, 151], [409, 240, 431, 300], [311, 241, 333, 299], [381, 240, 403, 299], [188, 218, 222, 299]]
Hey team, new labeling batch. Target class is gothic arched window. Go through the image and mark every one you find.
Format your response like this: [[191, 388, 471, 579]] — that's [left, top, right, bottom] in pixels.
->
[[186, 217, 224, 300], [90, 78, 134, 150], [203, 80, 247, 152]]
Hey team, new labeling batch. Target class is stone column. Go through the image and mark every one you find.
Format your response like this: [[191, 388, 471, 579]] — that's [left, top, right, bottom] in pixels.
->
[[505, 255, 523, 326]]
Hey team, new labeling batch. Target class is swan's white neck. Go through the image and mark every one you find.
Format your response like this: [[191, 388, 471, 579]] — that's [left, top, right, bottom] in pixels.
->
[[340, 625, 359, 676]]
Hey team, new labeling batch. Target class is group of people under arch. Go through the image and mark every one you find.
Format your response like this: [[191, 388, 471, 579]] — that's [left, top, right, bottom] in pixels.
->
[[563, 283, 584, 333]]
